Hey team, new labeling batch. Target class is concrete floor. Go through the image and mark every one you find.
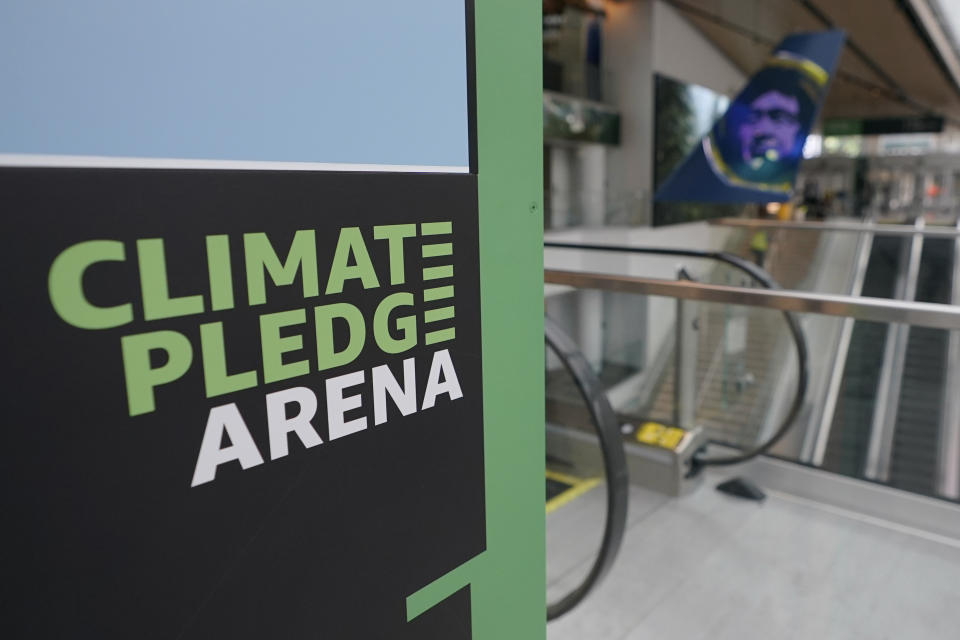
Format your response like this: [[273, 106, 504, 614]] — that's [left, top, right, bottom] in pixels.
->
[[546, 475, 960, 640]]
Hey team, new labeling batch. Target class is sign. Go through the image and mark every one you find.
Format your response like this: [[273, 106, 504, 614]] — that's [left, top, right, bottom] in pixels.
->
[[3, 169, 482, 638], [0, 1, 545, 638], [636, 422, 687, 450], [824, 116, 945, 137], [877, 133, 937, 155]]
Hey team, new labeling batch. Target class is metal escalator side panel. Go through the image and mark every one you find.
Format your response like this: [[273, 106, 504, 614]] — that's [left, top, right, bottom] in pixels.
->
[[940, 224, 960, 500], [865, 219, 925, 482], [889, 237, 954, 496], [889, 327, 949, 494], [807, 228, 874, 466], [821, 235, 905, 477]]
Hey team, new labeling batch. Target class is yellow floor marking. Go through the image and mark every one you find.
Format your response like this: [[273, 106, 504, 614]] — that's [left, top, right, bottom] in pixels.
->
[[545, 469, 602, 514]]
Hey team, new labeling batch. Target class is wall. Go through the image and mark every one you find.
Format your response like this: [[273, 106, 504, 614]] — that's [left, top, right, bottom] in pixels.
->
[[599, 0, 745, 227], [545, 1, 745, 383], [652, 0, 746, 97], [603, 0, 656, 226], [548, 144, 608, 228], [0, 0, 470, 169]]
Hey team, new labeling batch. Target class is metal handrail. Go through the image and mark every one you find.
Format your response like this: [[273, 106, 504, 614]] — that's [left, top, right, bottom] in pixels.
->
[[545, 241, 809, 467], [545, 317, 629, 621], [710, 218, 960, 237], [544, 270, 960, 330]]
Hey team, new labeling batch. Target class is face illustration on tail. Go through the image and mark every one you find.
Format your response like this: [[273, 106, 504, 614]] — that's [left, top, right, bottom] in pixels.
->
[[739, 90, 801, 167], [709, 63, 821, 189]]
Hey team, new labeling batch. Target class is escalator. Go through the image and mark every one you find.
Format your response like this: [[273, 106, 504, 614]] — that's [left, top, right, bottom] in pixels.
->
[[543, 243, 811, 620], [544, 229, 959, 623], [823, 233, 956, 497], [822, 236, 904, 477], [888, 238, 954, 495]]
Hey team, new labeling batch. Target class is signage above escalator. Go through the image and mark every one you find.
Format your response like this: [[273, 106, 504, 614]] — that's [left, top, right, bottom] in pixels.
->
[[823, 116, 945, 136]]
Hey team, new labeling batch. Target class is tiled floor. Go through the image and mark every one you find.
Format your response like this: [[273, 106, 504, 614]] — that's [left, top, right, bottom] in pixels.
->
[[546, 475, 960, 640]]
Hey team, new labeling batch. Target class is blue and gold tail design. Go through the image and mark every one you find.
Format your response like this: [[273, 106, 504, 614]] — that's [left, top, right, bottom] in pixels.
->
[[655, 30, 846, 203]]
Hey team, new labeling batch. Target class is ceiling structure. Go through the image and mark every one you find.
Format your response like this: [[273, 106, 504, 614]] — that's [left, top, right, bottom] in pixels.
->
[[662, 0, 960, 125]]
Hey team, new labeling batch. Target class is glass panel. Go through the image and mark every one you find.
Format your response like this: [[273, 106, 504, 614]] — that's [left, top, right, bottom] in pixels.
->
[[545, 224, 884, 299], [545, 283, 960, 503]]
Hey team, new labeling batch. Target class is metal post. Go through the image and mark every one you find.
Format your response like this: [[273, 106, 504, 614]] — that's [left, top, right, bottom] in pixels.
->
[[674, 269, 699, 429], [938, 218, 960, 499]]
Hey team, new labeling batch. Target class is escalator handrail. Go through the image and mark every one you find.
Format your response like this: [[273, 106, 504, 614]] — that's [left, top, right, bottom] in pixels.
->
[[545, 316, 629, 620], [544, 241, 809, 468]]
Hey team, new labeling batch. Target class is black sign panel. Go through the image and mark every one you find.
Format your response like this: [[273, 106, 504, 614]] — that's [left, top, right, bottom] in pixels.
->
[[0, 168, 483, 638], [823, 116, 945, 136]]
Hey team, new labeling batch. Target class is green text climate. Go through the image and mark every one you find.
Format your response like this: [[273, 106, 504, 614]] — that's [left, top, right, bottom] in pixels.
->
[[47, 222, 461, 486]]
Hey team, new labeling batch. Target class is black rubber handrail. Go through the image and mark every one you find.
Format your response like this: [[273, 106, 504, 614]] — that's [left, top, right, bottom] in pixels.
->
[[544, 241, 809, 469], [545, 316, 629, 621]]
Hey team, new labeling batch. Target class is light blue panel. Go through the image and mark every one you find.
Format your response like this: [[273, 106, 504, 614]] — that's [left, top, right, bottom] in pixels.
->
[[0, 0, 469, 167]]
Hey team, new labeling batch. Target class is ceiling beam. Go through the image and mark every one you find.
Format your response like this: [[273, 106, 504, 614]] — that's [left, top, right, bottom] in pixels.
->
[[662, 0, 958, 125], [900, 0, 960, 96], [790, 0, 905, 98]]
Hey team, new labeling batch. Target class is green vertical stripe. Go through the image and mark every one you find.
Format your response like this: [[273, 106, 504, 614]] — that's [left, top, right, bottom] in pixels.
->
[[472, 0, 545, 637], [402, 2, 544, 637]]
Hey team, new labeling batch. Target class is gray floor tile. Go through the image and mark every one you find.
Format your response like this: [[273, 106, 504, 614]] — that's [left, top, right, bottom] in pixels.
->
[[547, 476, 960, 640]]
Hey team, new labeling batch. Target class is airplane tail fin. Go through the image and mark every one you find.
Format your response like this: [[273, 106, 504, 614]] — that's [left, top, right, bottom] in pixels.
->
[[655, 30, 846, 203]]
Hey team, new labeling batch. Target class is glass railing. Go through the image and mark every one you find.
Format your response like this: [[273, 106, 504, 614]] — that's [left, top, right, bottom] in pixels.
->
[[546, 218, 868, 295], [544, 285, 806, 460], [543, 219, 960, 619], [544, 236, 960, 502]]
